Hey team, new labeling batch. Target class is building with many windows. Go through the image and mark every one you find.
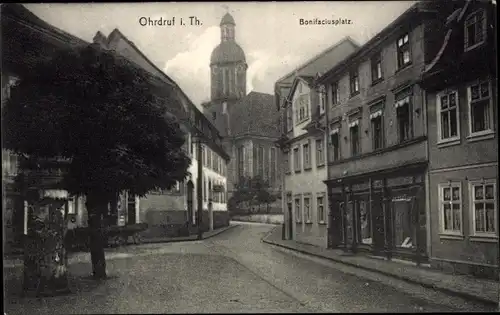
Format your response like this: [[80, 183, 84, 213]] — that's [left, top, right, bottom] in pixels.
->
[[315, 2, 457, 263], [275, 38, 359, 246], [420, 0, 497, 279]]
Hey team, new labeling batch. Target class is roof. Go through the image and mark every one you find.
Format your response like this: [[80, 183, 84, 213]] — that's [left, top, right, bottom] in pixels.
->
[[229, 91, 280, 138], [317, 2, 439, 84], [274, 36, 359, 109], [275, 36, 360, 88], [210, 41, 246, 65], [220, 13, 235, 26], [2, 3, 89, 46]]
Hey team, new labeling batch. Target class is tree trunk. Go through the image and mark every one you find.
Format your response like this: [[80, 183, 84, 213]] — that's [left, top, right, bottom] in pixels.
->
[[86, 193, 108, 279]]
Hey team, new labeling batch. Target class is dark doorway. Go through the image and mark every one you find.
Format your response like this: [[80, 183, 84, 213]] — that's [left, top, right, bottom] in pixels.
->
[[127, 193, 136, 225], [187, 180, 194, 225]]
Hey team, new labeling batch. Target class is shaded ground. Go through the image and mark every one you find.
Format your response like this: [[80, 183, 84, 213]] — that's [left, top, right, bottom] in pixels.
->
[[4, 223, 496, 314]]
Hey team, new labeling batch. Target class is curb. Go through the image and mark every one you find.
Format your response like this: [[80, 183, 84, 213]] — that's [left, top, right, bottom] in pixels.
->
[[261, 230, 497, 307], [142, 224, 238, 244]]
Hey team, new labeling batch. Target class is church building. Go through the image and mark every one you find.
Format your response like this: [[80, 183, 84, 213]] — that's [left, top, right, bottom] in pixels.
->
[[202, 13, 282, 210]]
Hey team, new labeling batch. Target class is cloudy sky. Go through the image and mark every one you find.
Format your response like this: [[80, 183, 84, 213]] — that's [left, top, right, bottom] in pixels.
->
[[26, 2, 415, 106]]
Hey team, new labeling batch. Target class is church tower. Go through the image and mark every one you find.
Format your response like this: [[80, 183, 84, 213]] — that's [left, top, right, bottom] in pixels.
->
[[210, 13, 247, 102], [204, 12, 247, 137]]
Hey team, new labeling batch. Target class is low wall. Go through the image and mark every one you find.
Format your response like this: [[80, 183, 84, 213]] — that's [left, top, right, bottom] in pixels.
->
[[231, 214, 284, 225]]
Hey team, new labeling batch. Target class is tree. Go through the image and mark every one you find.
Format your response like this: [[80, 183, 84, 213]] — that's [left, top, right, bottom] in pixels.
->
[[2, 43, 191, 281], [251, 177, 278, 213]]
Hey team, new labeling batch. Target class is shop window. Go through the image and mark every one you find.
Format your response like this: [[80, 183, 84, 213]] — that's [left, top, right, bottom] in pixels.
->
[[470, 180, 497, 236], [359, 201, 371, 245], [295, 197, 301, 223], [464, 9, 486, 51], [437, 90, 460, 143], [467, 80, 493, 137], [392, 195, 415, 248], [439, 182, 463, 235], [396, 33, 411, 69]]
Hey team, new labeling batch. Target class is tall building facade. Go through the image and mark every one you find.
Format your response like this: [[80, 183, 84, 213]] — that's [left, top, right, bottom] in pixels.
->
[[203, 13, 281, 207]]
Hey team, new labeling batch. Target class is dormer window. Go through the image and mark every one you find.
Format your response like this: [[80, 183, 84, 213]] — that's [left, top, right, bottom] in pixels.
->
[[464, 9, 487, 51]]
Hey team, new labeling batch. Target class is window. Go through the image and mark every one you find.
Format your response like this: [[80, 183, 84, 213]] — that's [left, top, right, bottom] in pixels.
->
[[237, 146, 244, 179], [212, 111, 216, 120], [293, 147, 301, 172], [258, 146, 264, 178], [207, 148, 212, 169], [317, 195, 326, 223], [397, 33, 411, 68], [470, 180, 497, 236], [319, 86, 326, 114], [395, 89, 412, 143], [304, 197, 311, 223], [437, 90, 460, 142], [439, 183, 462, 235], [349, 120, 360, 156], [371, 53, 383, 82], [295, 197, 301, 223], [286, 105, 293, 132], [223, 68, 229, 95], [468, 80, 493, 136], [67, 196, 76, 214], [349, 69, 360, 96], [370, 111, 384, 150], [303, 141, 311, 169], [270, 147, 277, 184], [329, 129, 340, 161], [295, 94, 310, 123], [285, 150, 292, 174], [331, 82, 340, 106], [464, 10, 486, 51], [315, 138, 325, 166], [188, 134, 193, 155]]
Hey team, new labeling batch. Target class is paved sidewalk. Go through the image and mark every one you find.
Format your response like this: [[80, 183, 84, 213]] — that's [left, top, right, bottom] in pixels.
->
[[3, 224, 237, 269], [262, 226, 499, 306]]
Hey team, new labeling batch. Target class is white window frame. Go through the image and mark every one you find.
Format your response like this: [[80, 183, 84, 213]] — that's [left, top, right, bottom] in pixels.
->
[[67, 196, 77, 214], [436, 89, 461, 145], [438, 182, 463, 236], [397, 33, 411, 68], [466, 79, 494, 140], [295, 94, 310, 125], [464, 9, 487, 52], [293, 146, 301, 172], [469, 179, 498, 238], [315, 137, 325, 167], [331, 82, 340, 106], [304, 195, 311, 223], [295, 196, 302, 223], [317, 193, 326, 224]]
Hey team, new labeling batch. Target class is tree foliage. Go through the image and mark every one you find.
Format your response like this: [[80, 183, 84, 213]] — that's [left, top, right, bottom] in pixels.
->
[[2, 43, 191, 197], [229, 176, 278, 214]]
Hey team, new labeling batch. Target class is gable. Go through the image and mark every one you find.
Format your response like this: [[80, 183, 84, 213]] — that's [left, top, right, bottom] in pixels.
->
[[288, 78, 311, 105]]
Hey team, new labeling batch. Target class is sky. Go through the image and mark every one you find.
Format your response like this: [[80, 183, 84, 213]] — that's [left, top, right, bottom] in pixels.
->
[[25, 1, 415, 106]]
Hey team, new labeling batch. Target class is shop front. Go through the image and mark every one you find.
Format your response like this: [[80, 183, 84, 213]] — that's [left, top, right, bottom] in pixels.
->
[[327, 162, 428, 264]]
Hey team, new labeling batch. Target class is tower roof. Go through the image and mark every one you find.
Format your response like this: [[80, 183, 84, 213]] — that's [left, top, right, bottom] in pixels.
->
[[220, 13, 235, 26], [210, 41, 246, 65]]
